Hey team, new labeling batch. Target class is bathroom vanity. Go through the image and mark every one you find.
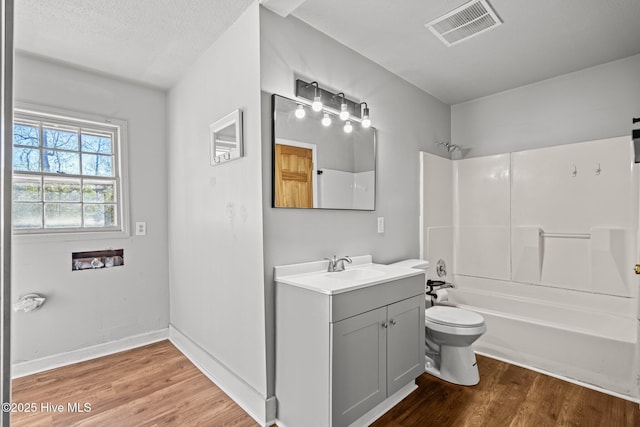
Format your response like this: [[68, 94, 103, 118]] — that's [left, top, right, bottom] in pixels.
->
[[274, 256, 425, 427]]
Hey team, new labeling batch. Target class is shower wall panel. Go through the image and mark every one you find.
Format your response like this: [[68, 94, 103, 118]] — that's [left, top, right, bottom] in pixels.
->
[[511, 136, 637, 297], [420, 152, 454, 281], [454, 154, 511, 281]]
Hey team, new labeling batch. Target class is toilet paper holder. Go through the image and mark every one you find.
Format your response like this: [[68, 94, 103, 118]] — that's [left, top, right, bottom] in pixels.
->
[[426, 280, 454, 306], [13, 293, 47, 313], [426, 279, 454, 294]]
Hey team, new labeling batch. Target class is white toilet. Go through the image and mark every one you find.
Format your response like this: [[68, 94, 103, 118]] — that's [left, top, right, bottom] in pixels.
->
[[424, 306, 486, 385], [390, 259, 486, 386]]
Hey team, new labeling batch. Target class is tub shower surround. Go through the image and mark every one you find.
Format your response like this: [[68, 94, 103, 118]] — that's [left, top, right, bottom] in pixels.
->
[[317, 169, 375, 210], [421, 136, 639, 399]]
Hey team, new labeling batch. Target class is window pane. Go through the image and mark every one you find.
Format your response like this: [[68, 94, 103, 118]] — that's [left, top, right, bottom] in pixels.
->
[[13, 112, 123, 234], [82, 133, 112, 154], [44, 203, 82, 228], [13, 147, 41, 172], [44, 179, 81, 202], [84, 204, 116, 227], [43, 127, 78, 151], [14, 124, 39, 147], [83, 181, 115, 202], [13, 176, 42, 202], [82, 154, 113, 177], [13, 203, 43, 229], [43, 150, 80, 175]]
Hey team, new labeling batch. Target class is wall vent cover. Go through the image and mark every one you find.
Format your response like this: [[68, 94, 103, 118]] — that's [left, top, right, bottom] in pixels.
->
[[425, 0, 502, 47]]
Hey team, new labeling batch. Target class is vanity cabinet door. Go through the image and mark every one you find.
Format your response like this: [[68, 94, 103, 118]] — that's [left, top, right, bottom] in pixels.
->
[[331, 307, 387, 427], [386, 295, 426, 396]]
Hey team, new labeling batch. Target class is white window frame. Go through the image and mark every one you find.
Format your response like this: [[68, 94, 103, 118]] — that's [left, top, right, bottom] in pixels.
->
[[13, 103, 130, 241]]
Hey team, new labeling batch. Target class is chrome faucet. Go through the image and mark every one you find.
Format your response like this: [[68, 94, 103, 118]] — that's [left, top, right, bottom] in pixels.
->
[[325, 255, 352, 272]]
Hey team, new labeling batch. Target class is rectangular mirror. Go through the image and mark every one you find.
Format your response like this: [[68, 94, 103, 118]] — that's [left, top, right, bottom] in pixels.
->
[[272, 94, 376, 210], [210, 109, 243, 166]]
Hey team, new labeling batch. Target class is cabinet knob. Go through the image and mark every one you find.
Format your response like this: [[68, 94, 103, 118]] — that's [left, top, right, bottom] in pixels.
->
[[389, 319, 397, 326], [381, 322, 388, 329]]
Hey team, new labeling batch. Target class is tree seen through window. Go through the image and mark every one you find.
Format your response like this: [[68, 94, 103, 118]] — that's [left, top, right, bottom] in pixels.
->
[[12, 111, 121, 232]]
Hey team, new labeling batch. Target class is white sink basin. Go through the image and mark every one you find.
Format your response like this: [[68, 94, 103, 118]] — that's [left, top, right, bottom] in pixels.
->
[[274, 255, 425, 295], [325, 268, 386, 281]]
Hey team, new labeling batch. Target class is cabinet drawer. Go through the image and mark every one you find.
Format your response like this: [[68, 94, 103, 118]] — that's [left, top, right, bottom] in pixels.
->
[[330, 274, 424, 322]]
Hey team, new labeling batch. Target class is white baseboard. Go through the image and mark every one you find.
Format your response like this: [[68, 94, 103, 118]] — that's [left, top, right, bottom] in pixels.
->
[[168, 324, 275, 427], [350, 381, 417, 427], [276, 382, 417, 427], [12, 328, 169, 379]]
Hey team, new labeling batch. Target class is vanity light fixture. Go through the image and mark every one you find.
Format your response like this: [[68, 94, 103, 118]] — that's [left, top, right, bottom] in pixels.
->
[[295, 104, 306, 119], [312, 96, 323, 112], [306, 81, 323, 112], [295, 79, 372, 128], [322, 112, 332, 127], [360, 102, 371, 128], [337, 93, 350, 120]]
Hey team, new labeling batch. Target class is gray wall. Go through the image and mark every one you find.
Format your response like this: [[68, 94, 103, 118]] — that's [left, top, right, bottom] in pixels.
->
[[167, 1, 267, 400], [260, 7, 451, 396], [12, 54, 169, 362], [261, 8, 451, 265], [452, 53, 640, 157]]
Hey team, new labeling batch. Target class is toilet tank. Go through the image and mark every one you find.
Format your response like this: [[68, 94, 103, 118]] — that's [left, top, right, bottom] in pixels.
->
[[390, 259, 430, 271]]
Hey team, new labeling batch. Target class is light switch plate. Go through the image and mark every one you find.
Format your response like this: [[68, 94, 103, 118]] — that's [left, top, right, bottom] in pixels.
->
[[135, 222, 147, 236], [377, 217, 385, 233]]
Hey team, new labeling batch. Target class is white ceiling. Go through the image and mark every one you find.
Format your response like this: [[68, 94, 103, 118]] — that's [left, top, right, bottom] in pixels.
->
[[14, 0, 254, 89], [15, 0, 640, 104], [288, 0, 640, 104]]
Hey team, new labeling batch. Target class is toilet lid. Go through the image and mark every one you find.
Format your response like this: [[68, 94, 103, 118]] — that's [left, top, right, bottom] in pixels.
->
[[425, 306, 484, 327]]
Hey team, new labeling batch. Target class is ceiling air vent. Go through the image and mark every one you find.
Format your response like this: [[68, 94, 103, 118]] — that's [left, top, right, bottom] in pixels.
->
[[425, 0, 502, 47]]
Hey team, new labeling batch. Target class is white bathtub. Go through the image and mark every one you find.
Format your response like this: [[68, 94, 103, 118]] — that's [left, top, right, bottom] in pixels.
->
[[444, 276, 638, 399]]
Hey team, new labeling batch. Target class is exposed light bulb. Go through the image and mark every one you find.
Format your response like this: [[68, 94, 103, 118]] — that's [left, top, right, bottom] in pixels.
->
[[361, 111, 371, 128], [344, 120, 353, 133], [312, 95, 323, 112], [339, 103, 349, 121], [295, 104, 306, 119], [322, 113, 331, 127]]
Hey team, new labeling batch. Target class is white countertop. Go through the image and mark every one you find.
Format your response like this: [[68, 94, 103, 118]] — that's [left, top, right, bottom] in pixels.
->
[[274, 255, 425, 295]]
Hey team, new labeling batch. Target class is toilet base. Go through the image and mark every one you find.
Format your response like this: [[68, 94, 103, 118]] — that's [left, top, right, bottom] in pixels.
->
[[424, 345, 480, 386]]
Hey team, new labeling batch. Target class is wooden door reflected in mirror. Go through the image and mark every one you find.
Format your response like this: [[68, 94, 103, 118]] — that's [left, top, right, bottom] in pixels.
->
[[274, 144, 314, 208]]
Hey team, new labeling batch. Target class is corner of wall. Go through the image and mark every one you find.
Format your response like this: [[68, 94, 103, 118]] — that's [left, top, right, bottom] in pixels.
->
[[167, 0, 269, 418]]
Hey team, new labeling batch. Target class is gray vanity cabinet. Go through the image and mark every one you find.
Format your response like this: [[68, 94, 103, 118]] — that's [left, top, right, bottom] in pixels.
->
[[386, 296, 426, 394], [332, 295, 425, 427], [332, 307, 387, 425], [275, 274, 425, 427]]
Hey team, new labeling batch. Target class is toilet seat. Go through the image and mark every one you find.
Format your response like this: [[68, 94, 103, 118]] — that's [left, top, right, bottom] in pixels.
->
[[425, 306, 484, 328]]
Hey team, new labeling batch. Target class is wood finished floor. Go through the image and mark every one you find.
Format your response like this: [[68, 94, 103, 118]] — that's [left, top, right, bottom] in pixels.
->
[[374, 355, 639, 427], [11, 340, 640, 426], [11, 340, 258, 427]]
